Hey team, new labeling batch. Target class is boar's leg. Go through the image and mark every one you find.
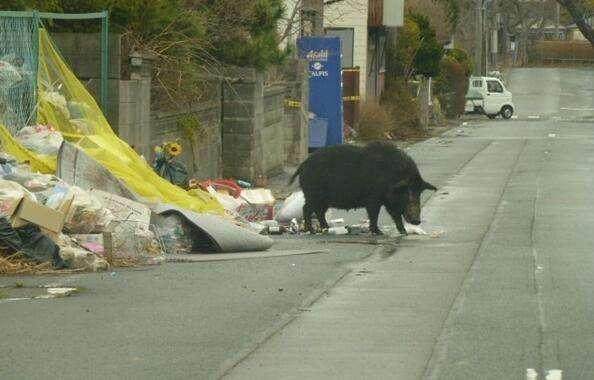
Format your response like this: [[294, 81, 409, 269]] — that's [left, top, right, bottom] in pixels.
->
[[394, 216, 407, 235], [303, 202, 316, 233], [317, 206, 329, 230], [365, 203, 383, 235], [386, 206, 407, 235]]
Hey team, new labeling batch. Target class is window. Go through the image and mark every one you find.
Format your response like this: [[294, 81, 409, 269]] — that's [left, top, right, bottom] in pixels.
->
[[473, 79, 483, 88], [487, 80, 503, 93]]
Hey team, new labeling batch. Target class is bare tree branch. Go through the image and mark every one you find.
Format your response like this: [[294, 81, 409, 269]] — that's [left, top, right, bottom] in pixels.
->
[[280, 0, 303, 42], [557, 0, 594, 45]]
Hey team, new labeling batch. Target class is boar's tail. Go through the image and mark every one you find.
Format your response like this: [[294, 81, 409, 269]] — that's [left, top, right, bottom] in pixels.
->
[[289, 166, 301, 185]]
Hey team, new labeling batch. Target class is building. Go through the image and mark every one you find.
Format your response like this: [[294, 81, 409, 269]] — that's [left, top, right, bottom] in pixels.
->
[[566, 17, 593, 41], [281, 0, 404, 100]]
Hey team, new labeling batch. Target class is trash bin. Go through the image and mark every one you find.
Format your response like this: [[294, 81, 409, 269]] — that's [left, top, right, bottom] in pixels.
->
[[309, 117, 328, 148]]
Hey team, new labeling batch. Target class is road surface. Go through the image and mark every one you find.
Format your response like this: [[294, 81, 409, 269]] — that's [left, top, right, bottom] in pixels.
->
[[225, 67, 594, 379], [1, 68, 594, 380]]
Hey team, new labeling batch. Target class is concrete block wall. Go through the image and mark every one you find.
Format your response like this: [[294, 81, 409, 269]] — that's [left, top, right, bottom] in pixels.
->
[[151, 98, 223, 181], [222, 67, 308, 182], [283, 60, 309, 165], [52, 32, 309, 183], [222, 70, 262, 181], [262, 84, 288, 174]]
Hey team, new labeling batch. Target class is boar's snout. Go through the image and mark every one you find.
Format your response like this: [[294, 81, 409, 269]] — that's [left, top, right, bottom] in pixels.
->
[[403, 196, 421, 225], [406, 217, 421, 225], [403, 178, 436, 225]]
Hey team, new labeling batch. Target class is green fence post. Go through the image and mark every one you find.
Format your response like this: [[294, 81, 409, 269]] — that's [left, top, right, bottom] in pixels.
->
[[32, 10, 40, 124], [100, 10, 109, 112]]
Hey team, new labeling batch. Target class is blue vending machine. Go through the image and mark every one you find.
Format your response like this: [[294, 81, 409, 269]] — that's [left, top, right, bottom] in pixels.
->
[[297, 37, 344, 148]]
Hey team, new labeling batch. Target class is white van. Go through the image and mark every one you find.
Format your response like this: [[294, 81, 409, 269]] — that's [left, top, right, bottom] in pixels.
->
[[464, 76, 515, 119]]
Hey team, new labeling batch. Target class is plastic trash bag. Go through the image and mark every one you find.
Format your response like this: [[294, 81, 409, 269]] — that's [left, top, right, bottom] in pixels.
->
[[55, 234, 108, 271], [66, 186, 114, 233], [275, 191, 305, 223], [46, 184, 113, 234], [106, 222, 163, 259], [153, 153, 189, 188], [16, 125, 64, 156], [39, 89, 70, 119], [404, 223, 428, 235], [275, 190, 333, 224], [20, 173, 62, 195], [0, 217, 65, 268], [0, 60, 22, 88], [152, 213, 193, 255], [1, 162, 62, 194]]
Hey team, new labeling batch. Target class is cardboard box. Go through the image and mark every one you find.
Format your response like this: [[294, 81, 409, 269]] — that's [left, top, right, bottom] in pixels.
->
[[12, 197, 70, 233], [0, 179, 30, 220], [91, 189, 150, 228]]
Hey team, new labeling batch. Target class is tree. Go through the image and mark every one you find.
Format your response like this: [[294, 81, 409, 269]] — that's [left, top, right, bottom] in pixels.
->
[[409, 13, 444, 77], [386, 18, 422, 80], [406, 0, 453, 43], [497, 0, 558, 65], [437, 0, 462, 27], [196, 0, 288, 70], [557, 0, 594, 45], [434, 49, 472, 117]]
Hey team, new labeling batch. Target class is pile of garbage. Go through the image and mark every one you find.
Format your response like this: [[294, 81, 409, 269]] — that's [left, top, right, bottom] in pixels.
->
[[0, 151, 166, 274], [197, 179, 377, 236], [197, 179, 442, 238]]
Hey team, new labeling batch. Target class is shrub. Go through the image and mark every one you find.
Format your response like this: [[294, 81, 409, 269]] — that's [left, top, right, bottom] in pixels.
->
[[435, 57, 467, 118], [408, 13, 444, 77], [381, 78, 425, 139], [529, 41, 594, 64], [445, 48, 473, 75], [386, 18, 421, 79], [355, 101, 392, 141], [434, 48, 471, 118]]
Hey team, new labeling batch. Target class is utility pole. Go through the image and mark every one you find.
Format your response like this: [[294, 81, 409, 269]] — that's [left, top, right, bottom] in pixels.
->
[[475, 0, 495, 76], [555, 3, 561, 40], [475, 0, 483, 75]]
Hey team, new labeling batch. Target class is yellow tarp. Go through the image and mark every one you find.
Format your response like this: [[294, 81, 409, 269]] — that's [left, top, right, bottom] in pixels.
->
[[0, 123, 56, 173], [32, 29, 222, 214]]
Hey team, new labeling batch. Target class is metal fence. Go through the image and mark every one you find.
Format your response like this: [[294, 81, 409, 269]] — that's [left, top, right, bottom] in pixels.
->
[[0, 10, 110, 113]]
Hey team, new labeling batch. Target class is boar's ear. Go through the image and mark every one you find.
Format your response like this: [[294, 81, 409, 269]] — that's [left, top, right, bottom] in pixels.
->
[[422, 180, 437, 191], [391, 179, 409, 193]]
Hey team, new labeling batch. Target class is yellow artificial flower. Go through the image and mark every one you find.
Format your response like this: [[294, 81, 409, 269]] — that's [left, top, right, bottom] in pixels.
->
[[165, 141, 182, 157]]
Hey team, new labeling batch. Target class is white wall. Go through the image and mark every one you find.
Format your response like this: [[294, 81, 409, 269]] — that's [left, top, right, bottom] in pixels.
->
[[279, 0, 301, 49], [324, 0, 369, 99]]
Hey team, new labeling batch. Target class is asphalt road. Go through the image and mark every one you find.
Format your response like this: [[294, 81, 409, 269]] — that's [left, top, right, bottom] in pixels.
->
[[225, 67, 594, 379], [2, 67, 594, 380]]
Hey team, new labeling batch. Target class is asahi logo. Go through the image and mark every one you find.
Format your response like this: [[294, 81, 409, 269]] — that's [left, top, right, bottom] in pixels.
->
[[306, 49, 329, 62]]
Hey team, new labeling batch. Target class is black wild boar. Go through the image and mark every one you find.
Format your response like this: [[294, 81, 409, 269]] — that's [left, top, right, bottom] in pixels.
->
[[289, 142, 437, 234]]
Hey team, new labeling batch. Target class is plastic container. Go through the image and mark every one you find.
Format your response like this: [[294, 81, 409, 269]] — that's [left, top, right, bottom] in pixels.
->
[[309, 117, 328, 148]]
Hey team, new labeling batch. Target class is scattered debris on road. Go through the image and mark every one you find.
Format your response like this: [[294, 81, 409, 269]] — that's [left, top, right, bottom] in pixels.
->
[[166, 249, 330, 263], [430, 229, 445, 238], [0, 283, 80, 302]]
